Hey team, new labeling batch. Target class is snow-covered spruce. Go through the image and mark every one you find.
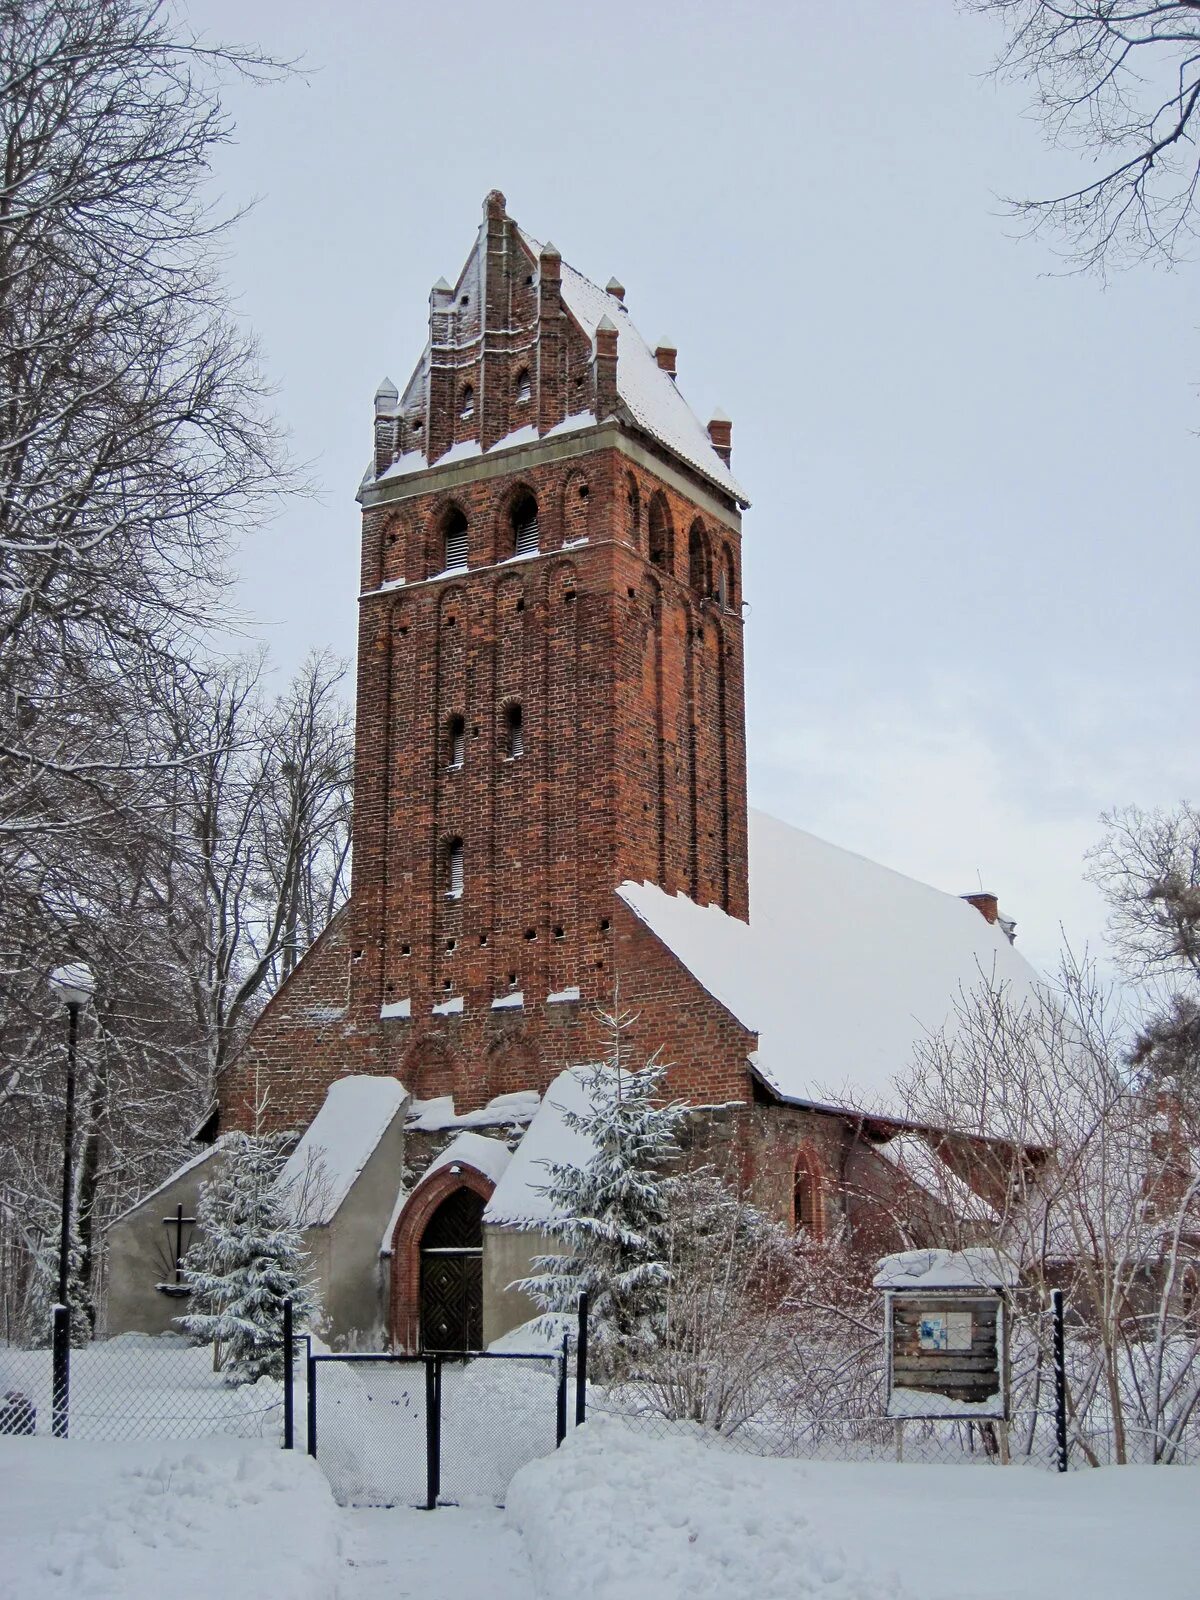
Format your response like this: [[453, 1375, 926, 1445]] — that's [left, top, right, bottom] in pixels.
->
[[179, 1130, 319, 1383], [517, 1008, 686, 1369]]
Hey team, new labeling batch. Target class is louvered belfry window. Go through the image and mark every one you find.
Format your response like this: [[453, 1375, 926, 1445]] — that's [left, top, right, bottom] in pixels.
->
[[443, 510, 468, 571], [447, 838, 464, 898], [506, 703, 524, 759], [511, 494, 539, 557]]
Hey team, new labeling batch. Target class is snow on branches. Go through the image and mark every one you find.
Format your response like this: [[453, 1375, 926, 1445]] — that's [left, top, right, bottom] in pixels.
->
[[179, 1129, 320, 1384], [518, 1008, 687, 1369]]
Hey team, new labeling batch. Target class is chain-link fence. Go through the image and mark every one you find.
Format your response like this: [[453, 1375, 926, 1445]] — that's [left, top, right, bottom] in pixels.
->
[[581, 1284, 1199, 1472], [0, 1328, 286, 1442]]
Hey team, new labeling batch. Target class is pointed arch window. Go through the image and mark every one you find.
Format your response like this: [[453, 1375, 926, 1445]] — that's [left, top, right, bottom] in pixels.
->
[[688, 523, 710, 595], [515, 368, 532, 404], [511, 493, 540, 558], [721, 545, 736, 611], [459, 384, 475, 419], [793, 1148, 823, 1238], [626, 474, 640, 545], [648, 493, 673, 573], [443, 509, 468, 572], [445, 837, 464, 899]]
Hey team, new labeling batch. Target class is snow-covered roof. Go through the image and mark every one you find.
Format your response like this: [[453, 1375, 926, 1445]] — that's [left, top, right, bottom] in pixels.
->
[[111, 1137, 232, 1225], [877, 1135, 1001, 1227], [280, 1075, 408, 1228], [424, 1130, 512, 1189], [519, 228, 746, 505], [617, 809, 1042, 1119], [873, 1247, 1020, 1291], [484, 1066, 600, 1229], [406, 1090, 541, 1132]]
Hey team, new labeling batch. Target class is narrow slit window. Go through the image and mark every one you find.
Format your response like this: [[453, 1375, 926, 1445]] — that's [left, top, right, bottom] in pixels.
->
[[447, 715, 465, 769], [460, 384, 475, 418], [515, 368, 532, 404], [505, 703, 524, 759], [443, 509, 468, 572], [446, 838, 464, 899], [511, 493, 540, 557]]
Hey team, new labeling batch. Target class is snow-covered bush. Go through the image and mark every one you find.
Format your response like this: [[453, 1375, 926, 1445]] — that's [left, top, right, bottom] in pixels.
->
[[179, 1130, 320, 1384], [517, 1008, 687, 1372], [601, 1169, 885, 1446]]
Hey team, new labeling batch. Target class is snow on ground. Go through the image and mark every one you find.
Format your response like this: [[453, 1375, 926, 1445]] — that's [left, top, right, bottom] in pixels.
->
[[338, 1505, 533, 1600], [0, 1436, 339, 1600], [508, 1415, 1200, 1600]]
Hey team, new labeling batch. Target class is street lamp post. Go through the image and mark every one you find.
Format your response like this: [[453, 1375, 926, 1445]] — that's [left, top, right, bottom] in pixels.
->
[[47, 962, 94, 1439]]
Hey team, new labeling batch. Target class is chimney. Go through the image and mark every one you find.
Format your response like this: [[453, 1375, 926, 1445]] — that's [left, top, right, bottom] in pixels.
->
[[707, 409, 732, 466], [654, 338, 677, 379], [595, 314, 619, 418], [373, 377, 399, 475], [605, 276, 626, 304], [962, 892, 998, 925]]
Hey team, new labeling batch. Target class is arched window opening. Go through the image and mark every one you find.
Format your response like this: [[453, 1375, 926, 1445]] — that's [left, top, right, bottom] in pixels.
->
[[459, 383, 475, 418], [793, 1152, 822, 1237], [514, 368, 532, 404], [511, 493, 540, 558], [505, 703, 524, 759], [648, 493, 673, 573], [446, 715, 465, 770], [721, 545, 736, 611], [1183, 1265, 1200, 1329], [443, 509, 468, 572], [626, 474, 640, 544], [688, 523, 710, 595], [445, 837, 464, 899]]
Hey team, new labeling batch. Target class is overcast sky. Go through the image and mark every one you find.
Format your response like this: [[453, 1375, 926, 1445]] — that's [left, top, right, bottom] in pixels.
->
[[189, 0, 1198, 979]]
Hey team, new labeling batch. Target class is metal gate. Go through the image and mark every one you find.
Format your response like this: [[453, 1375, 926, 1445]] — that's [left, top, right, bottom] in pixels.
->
[[305, 1347, 569, 1508]]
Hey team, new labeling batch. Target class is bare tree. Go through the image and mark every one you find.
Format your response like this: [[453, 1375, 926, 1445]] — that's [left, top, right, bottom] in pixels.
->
[[895, 952, 1200, 1464], [968, 2, 1200, 272], [158, 649, 354, 1096]]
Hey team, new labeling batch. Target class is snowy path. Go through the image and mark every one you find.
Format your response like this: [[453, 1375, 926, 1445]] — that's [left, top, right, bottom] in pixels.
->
[[335, 1505, 535, 1600]]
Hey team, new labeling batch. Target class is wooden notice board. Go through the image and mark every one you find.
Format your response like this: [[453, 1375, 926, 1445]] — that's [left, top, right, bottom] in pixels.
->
[[885, 1292, 1007, 1420]]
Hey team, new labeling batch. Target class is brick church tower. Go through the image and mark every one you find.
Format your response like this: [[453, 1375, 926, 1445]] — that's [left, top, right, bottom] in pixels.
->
[[221, 190, 750, 1129], [117, 190, 1039, 1353]]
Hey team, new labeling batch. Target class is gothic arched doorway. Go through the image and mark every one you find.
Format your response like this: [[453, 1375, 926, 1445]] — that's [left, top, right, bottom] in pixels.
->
[[419, 1187, 484, 1351]]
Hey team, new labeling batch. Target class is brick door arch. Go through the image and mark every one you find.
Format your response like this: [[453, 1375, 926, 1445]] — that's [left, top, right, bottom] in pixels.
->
[[389, 1163, 496, 1351]]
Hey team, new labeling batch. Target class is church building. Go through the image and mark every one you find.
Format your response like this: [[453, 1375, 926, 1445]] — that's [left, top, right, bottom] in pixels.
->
[[106, 192, 1037, 1351]]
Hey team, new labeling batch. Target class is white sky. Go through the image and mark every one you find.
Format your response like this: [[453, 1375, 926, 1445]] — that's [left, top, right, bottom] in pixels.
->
[[189, 0, 1198, 978]]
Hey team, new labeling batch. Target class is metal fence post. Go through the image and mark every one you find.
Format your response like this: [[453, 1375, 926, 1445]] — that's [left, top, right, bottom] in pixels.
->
[[575, 1292, 589, 1426], [556, 1333, 569, 1446], [1051, 1289, 1069, 1473], [51, 1303, 70, 1439], [424, 1356, 441, 1510], [306, 1342, 317, 1459], [282, 1297, 294, 1449]]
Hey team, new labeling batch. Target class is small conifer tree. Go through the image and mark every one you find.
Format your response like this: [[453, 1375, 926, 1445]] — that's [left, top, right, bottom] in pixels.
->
[[518, 1006, 687, 1370], [179, 1128, 320, 1384]]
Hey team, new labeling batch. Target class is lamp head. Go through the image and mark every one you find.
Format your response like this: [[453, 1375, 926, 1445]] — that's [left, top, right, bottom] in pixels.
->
[[48, 963, 95, 1009]]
